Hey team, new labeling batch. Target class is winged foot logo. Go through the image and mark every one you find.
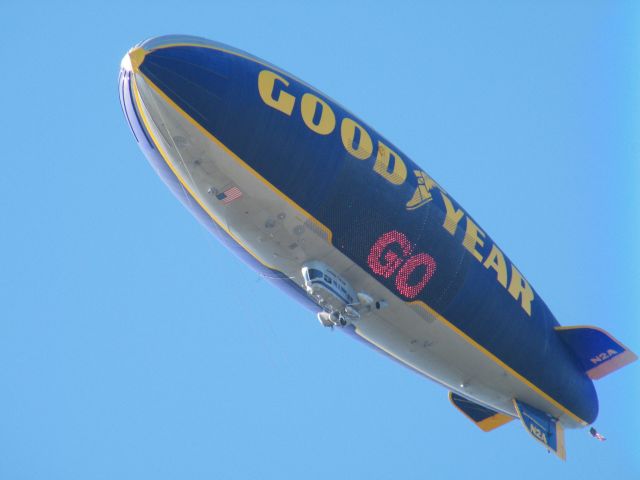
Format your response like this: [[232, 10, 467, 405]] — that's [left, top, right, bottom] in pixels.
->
[[406, 170, 443, 210]]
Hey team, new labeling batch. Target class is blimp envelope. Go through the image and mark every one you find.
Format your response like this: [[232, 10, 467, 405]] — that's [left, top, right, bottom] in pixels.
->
[[119, 35, 636, 460]]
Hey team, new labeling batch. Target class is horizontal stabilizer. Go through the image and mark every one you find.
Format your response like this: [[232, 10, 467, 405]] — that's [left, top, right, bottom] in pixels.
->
[[449, 392, 513, 432], [555, 326, 637, 380], [513, 399, 566, 460]]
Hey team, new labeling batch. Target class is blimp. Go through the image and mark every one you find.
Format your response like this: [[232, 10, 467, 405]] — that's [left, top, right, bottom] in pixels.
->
[[119, 35, 636, 459]]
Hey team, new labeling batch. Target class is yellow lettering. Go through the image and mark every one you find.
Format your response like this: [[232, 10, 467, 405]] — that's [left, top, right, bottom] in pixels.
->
[[300, 93, 336, 135], [340, 118, 373, 160], [373, 142, 407, 185], [462, 217, 486, 262], [258, 70, 295, 116], [508, 265, 534, 316], [440, 192, 465, 235], [530, 424, 547, 444], [483, 244, 508, 288]]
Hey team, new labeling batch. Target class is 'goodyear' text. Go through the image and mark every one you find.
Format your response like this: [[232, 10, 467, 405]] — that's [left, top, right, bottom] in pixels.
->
[[258, 69, 534, 316]]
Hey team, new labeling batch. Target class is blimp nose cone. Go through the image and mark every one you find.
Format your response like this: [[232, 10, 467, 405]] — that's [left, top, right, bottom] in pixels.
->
[[120, 34, 233, 76], [123, 35, 245, 144], [120, 46, 146, 73]]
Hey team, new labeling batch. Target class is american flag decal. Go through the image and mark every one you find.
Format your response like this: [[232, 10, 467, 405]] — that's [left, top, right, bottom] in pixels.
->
[[216, 186, 243, 204]]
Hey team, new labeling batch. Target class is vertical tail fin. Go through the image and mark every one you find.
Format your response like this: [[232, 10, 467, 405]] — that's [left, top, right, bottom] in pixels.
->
[[513, 399, 566, 460]]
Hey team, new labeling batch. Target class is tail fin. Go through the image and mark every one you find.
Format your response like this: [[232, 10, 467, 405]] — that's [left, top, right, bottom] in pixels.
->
[[555, 326, 637, 380], [449, 392, 513, 432], [513, 399, 566, 460]]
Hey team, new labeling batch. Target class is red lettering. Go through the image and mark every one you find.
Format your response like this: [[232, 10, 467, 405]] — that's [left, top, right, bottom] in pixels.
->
[[367, 230, 412, 278], [395, 252, 436, 299], [368, 230, 437, 299]]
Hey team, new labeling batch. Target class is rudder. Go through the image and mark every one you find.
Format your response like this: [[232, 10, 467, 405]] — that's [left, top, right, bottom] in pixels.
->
[[513, 399, 566, 460]]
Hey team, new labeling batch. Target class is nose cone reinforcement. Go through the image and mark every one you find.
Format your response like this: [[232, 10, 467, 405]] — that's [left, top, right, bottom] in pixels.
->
[[120, 46, 146, 73], [118, 46, 153, 152]]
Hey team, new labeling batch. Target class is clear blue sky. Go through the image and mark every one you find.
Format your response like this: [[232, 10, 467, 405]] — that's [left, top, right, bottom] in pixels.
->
[[1, 1, 638, 478]]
